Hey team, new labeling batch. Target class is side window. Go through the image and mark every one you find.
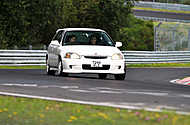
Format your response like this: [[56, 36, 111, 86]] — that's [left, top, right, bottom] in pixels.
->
[[53, 31, 64, 43]]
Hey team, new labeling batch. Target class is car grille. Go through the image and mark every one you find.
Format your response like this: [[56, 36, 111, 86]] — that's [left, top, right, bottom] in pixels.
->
[[82, 64, 110, 70], [84, 56, 107, 59]]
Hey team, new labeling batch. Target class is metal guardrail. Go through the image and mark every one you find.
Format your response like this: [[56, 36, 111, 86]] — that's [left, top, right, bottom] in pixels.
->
[[1, 50, 190, 65], [123, 51, 190, 64], [0, 50, 46, 66], [135, 1, 190, 11], [135, 16, 190, 23]]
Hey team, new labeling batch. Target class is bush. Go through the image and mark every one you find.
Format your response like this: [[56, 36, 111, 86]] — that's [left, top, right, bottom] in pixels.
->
[[119, 15, 154, 51]]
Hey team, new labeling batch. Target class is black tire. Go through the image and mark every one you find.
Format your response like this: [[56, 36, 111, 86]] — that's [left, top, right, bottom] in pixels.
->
[[114, 68, 126, 80], [98, 73, 107, 79], [54, 59, 68, 77], [114, 74, 126, 80], [114, 67, 126, 80]]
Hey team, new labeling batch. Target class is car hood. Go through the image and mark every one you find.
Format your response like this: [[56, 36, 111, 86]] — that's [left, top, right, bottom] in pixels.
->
[[60, 45, 122, 56]]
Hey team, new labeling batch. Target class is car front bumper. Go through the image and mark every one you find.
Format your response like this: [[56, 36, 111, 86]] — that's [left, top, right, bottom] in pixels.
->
[[61, 58, 126, 74]]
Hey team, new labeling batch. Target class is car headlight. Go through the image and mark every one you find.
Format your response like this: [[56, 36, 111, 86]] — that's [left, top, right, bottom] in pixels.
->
[[65, 52, 80, 59], [112, 53, 123, 60]]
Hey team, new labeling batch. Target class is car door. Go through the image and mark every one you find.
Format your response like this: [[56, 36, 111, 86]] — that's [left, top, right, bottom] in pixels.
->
[[49, 30, 64, 67]]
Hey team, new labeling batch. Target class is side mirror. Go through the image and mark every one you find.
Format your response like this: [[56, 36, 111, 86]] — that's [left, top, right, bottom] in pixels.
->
[[115, 42, 122, 47], [51, 40, 59, 46]]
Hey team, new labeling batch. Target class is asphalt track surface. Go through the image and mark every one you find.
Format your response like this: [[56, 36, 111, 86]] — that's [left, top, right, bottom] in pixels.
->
[[0, 68, 190, 112], [133, 9, 190, 20]]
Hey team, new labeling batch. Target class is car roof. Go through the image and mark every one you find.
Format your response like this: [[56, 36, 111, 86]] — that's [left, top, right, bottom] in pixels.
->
[[56, 28, 105, 33]]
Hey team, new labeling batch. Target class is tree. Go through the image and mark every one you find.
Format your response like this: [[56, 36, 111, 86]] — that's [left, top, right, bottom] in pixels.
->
[[61, 0, 135, 40], [119, 15, 154, 50], [0, 0, 155, 51], [0, 0, 62, 49]]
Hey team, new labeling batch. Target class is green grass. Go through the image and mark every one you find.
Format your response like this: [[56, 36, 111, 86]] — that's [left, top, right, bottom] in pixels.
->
[[133, 7, 190, 14], [0, 65, 46, 69], [127, 63, 190, 68], [0, 95, 189, 125]]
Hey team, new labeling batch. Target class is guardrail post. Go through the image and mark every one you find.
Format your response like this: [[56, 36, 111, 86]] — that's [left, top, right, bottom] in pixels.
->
[[154, 22, 162, 51], [14, 45, 18, 50], [43, 45, 47, 50], [29, 45, 32, 50], [188, 29, 190, 49]]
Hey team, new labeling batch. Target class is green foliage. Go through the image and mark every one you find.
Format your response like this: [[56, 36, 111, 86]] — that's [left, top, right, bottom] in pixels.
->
[[0, 0, 154, 51], [119, 15, 154, 50], [0, 0, 62, 49], [59, 0, 134, 39]]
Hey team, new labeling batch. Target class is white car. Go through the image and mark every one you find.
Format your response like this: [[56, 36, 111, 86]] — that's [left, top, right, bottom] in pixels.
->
[[46, 28, 126, 80]]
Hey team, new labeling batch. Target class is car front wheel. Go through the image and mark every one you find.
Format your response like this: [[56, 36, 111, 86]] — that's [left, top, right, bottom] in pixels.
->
[[114, 69, 126, 80], [54, 59, 68, 77]]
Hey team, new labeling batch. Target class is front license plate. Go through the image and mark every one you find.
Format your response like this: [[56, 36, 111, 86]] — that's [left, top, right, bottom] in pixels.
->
[[91, 61, 102, 67]]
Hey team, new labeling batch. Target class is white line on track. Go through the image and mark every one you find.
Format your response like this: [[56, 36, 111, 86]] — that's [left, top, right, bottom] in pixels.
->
[[127, 91, 169, 96], [69, 89, 94, 93], [0, 84, 79, 89], [2, 83, 190, 99], [98, 90, 122, 94], [90, 87, 126, 91], [179, 94, 190, 98], [1, 83, 38, 87]]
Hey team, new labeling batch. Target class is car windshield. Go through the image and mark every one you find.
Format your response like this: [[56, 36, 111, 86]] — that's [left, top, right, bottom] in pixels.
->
[[62, 31, 115, 46]]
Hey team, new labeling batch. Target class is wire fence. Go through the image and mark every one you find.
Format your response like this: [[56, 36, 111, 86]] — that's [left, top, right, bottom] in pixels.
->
[[154, 22, 190, 51]]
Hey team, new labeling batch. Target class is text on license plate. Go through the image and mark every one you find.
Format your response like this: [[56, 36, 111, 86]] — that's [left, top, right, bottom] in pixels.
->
[[91, 61, 102, 67]]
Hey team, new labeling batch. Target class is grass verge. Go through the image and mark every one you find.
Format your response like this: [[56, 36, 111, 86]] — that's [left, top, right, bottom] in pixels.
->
[[0, 95, 189, 125], [127, 63, 190, 68], [133, 7, 190, 14], [0, 65, 46, 69]]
